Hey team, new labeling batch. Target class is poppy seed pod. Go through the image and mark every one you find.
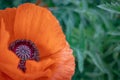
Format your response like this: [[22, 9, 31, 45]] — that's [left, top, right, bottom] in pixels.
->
[[0, 3, 75, 80]]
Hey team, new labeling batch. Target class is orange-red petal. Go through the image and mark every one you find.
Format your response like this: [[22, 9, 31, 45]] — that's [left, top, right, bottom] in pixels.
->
[[0, 8, 16, 35], [49, 44, 75, 80], [0, 18, 54, 80], [0, 19, 23, 80], [13, 3, 66, 57], [0, 3, 75, 80]]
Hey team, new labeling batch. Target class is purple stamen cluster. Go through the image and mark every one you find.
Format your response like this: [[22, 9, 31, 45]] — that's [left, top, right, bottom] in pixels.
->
[[9, 39, 40, 72]]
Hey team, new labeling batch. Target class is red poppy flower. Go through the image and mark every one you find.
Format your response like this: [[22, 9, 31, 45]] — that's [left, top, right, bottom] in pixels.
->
[[0, 3, 75, 80]]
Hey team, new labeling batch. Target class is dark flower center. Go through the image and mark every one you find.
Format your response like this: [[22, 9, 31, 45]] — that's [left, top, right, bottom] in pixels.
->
[[9, 39, 40, 72]]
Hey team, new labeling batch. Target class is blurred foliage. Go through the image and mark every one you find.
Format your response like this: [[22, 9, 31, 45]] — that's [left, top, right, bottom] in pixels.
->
[[98, 2, 120, 14], [0, 0, 120, 80]]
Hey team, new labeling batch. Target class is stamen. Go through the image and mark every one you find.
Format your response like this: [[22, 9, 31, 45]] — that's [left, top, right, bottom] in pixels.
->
[[9, 39, 40, 72]]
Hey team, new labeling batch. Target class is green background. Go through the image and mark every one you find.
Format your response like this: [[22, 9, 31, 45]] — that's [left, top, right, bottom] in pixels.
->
[[0, 0, 120, 80]]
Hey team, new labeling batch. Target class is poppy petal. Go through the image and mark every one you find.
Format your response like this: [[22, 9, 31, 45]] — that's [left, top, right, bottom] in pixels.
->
[[14, 3, 66, 57], [26, 58, 54, 73], [0, 8, 16, 35], [0, 19, 10, 50], [0, 3, 75, 80], [0, 19, 24, 80], [0, 20, 53, 79], [49, 44, 75, 80]]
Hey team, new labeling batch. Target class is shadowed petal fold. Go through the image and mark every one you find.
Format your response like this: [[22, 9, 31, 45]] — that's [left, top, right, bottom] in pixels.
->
[[0, 8, 16, 35]]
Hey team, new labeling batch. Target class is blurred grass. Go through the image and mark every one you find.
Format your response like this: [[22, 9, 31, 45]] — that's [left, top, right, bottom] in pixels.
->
[[0, 0, 120, 80]]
